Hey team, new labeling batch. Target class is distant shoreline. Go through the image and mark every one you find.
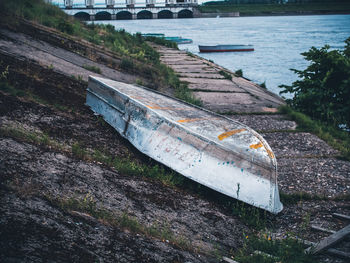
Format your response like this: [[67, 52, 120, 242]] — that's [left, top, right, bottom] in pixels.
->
[[198, 10, 350, 18], [238, 11, 350, 17], [194, 10, 350, 19], [197, 2, 350, 18]]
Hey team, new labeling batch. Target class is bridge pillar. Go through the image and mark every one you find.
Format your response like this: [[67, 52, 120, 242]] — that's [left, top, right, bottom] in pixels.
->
[[111, 14, 117, 20], [106, 0, 115, 8], [132, 14, 137, 20], [85, 0, 94, 8], [165, 0, 175, 7], [152, 13, 157, 19], [90, 14, 95, 21], [173, 12, 178, 19], [64, 0, 73, 9], [126, 0, 135, 8], [146, 0, 155, 7]]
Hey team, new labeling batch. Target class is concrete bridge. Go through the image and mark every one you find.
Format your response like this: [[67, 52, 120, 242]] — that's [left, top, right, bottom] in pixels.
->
[[59, 0, 198, 20]]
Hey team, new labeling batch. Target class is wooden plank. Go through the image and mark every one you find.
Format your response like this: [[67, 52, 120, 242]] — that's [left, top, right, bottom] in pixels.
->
[[311, 225, 336, 234], [295, 237, 349, 258], [305, 224, 350, 254], [333, 213, 350, 221]]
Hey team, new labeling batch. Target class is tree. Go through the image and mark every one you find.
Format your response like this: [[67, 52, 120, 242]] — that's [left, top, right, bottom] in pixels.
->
[[280, 37, 350, 129]]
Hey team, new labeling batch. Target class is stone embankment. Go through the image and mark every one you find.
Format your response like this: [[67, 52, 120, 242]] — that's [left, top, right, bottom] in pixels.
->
[[0, 20, 349, 262]]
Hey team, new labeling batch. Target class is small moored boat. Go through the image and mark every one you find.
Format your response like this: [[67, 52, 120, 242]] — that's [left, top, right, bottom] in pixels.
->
[[164, 36, 193, 44], [173, 38, 193, 44], [199, 44, 254, 52], [141, 33, 165, 38], [86, 76, 283, 214]]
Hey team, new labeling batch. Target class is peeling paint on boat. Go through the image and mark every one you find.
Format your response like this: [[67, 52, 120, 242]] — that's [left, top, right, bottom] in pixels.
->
[[86, 76, 283, 214]]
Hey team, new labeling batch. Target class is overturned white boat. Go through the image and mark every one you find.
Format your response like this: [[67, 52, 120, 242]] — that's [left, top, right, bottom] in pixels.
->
[[86, 76, 283, 214]]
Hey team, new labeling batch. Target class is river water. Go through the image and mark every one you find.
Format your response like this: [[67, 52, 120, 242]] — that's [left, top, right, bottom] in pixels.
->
[[96, 15, 350, 96]]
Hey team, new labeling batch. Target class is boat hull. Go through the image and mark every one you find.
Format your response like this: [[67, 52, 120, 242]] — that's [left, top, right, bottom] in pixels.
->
[[86, 76, 283, 214], [199, 45, 254, 53]]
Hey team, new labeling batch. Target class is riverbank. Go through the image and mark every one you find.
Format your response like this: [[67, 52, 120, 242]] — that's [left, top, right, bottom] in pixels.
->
[[198, 2, 350, 17], [0, 2, 349, 262]]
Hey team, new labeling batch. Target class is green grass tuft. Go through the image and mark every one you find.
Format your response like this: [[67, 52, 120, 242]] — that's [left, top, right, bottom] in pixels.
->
[[235, 69, 243, 77], [235, 234, 319, 263], [175, 84, 202, 106], [53, 194, 192, 251], [82, 64, 101, 74], [219, 70, 232, 80]]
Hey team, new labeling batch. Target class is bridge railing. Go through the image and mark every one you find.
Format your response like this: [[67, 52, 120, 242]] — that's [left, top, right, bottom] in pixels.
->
[[61, 0, 197, 9]]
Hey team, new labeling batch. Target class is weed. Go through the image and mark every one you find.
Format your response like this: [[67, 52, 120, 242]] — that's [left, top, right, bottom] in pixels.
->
[[0, 81, 26, 97], [135, 78, 143, 86], [175, 83, 202, 106], [235, 69, 243, 77], [82, 64, 101, 74], [219, 70, 232, 80], [95, 115, 106, 127], [186, 52, 196, 58], [212, 242, 224, 260], [0, 80, 70, 111], [119, 212, 143, 232], [120, 58, 134, 71], [300, 212, 311, 234], [55, 193, 115, 222], [144, 36, 178, 49], [279, 191, 327, 205], [54, 194, 192, 251], [0, 126, 64, 151], [260, 81, 267, 89], [234, 234, 319, 263], [231, 201, 267, 229], [48, 64, 54, 70], [72, 142, 87, 159], [0, 64, 9, 80]]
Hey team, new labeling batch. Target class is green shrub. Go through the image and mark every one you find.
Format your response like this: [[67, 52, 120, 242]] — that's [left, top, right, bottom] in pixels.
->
[[72, 142, 87, 159], [175, 84, 202, 106], [144, 36, 178, 49], [280, 37, 350, 129], [235, 69, 243, 77], [219, 70, 232, 80], [82, 64, 101, 74], [120, 58, 134, 71], [260, 81, 267, 89]]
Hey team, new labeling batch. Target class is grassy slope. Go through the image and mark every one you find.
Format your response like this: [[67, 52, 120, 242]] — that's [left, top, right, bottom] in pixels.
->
[[198, 2, 350, 15], [0, 0, 199, 104]]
